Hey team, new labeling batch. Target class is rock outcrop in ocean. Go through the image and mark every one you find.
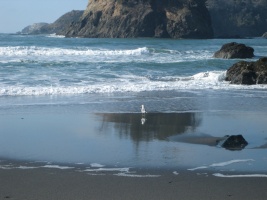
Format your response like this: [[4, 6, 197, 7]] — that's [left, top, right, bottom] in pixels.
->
[[63, 0, 213, 39], [206, 0, 267, 38], [213, 42, 254, 59], [225, 57, 267, 85], [19, 10, 83, 35]]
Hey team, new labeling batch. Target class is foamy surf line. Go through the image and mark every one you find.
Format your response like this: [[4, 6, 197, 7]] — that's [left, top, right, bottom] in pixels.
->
[[83, 167, 161, 178], [0, 162, 161, 178], [42, 165, 74, 170], [213, 173, 267, 178], [188, 159, 255, 171], [1, 71, 267, 96]]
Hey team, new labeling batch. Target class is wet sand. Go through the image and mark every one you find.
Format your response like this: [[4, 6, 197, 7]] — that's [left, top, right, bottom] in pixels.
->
[[1, 167, 267, 200]]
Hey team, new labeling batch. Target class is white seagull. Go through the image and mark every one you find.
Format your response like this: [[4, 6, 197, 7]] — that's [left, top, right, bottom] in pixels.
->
[[141, 104, 147, 114]]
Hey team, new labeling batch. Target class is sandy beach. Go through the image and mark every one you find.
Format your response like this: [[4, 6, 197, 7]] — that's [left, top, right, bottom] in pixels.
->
[[1, 166, 267, 200]]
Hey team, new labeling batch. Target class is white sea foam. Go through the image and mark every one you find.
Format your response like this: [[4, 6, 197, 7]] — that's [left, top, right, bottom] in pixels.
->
[[84, 167, 130, 173], [192, 71, 226, 82], [173, 171, 179, 175], [1, 70, 267, 97], [0, 45, 215, 64], [188, 159, 255, 171], [209, 159, 255, 167], [46, 34, 65, 38], [0, 165, 13, 169], [188, 166, 208, 171], [115, 173, 161, 178], [17, 166, 39, 169], [42, 165, 74, 169], [213, 173, 267, 178], [0, 46, 149, 57], [90, 163, 105, 168]]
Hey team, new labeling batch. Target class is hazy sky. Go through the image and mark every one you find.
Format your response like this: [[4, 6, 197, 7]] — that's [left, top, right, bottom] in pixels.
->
[[0, 0, 88, 33]]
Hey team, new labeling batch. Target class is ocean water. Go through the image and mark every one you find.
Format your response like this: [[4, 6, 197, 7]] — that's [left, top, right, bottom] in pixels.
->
[[0, 33, 267, 174], [1, 34, 267, 106]]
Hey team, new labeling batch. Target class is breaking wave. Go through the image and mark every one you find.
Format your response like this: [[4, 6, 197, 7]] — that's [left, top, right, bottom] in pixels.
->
[[0, 46, 150, 57], [1, 70, 267, 96], [0, 45, 213, 63]]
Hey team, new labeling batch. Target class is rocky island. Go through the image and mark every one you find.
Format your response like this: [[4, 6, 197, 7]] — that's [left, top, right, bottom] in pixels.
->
[[63, 0, 214, 39]]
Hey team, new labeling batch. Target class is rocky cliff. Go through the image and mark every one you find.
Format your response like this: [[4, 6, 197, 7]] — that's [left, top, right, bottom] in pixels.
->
[[64, 0, 213, 39], [19, 23, 49, 34], [19, 10, 83, 35], [206, 0, 267, 38]]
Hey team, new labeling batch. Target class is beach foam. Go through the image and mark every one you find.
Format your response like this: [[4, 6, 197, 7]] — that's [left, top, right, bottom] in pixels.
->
[[173, 171, 179, 175], [90, 163, 105, 168], [213, 173, 267, 178], [84, 167, 130, 173], [42, 165, 74, 170], [188, 159, 255, 171], [115, 173, 161, 178], [17, 166, 39, 169]]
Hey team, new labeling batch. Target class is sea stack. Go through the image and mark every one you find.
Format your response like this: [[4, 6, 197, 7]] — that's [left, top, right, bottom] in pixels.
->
[[64, 0, 213, 39]]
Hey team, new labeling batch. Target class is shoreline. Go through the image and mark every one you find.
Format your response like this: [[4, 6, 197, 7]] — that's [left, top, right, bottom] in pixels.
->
[[1, 157, 267, 177], [1, 165, 267, 200]]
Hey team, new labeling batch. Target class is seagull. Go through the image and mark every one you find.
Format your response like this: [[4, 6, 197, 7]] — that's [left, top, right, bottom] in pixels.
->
[[141, 104, 147, 114]]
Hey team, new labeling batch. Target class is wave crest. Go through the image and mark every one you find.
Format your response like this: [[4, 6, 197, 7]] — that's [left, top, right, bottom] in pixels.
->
[[0, 46, 150, 57]]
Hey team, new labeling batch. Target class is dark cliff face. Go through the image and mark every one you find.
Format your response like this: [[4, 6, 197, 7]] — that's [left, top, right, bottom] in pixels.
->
[[64, 0, 213, 39], [207, 0, 267, 38], [47, 10, 84, 35]]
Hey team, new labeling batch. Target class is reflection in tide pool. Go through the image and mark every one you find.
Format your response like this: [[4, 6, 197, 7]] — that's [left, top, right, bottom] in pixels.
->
[[96, 113, 202, 142], [0, 111, 267, 172]]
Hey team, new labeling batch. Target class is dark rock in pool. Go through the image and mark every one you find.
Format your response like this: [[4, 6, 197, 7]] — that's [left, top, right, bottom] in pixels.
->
[[218, 135, 248, 150], [213, 42, 254, 59], [225, 57, 267, 85]]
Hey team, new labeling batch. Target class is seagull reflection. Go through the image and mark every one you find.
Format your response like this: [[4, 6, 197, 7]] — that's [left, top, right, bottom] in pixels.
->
[[140, 105, 147, 125], [141, 116, 146, 125]]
